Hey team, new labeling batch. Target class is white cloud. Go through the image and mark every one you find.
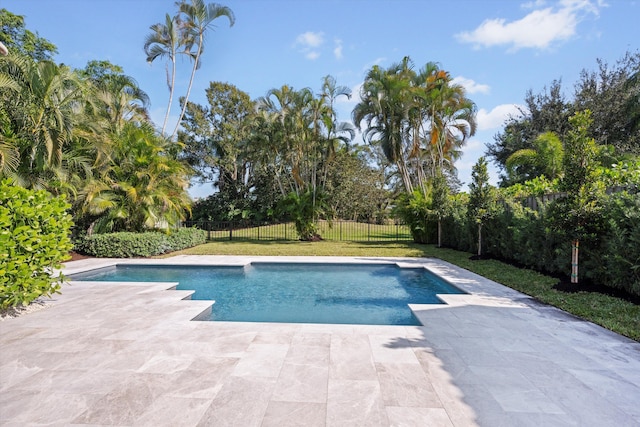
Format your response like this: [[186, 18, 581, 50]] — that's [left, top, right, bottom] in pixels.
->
[[294, 31, 325, 60], [455, 0, 603, 51], [451, 76, 490, 94], [333, 38, 343, 60], [295, 31, 324, 48], [477, 104, 525, 130], [521, 0, 547, 9]]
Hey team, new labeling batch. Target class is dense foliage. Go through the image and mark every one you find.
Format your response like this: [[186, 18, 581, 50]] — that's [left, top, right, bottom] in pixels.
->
[[488, 51, 640, 186], [0, 12, 193, 235], [76, 228, 206, 258], [438, 190, 640, 297], [400, 108, 640, 295], [353, 57, 476, 194], [0, 180, 73, 309]]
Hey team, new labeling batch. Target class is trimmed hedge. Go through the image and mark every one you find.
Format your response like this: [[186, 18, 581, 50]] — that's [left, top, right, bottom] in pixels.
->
[[76, 227, 206, 258], [436, 191, 640, 297], [0, 180, 73, 309]]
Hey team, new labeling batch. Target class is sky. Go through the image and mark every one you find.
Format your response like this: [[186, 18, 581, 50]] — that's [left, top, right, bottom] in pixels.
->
[[3, 0, 638, 198]]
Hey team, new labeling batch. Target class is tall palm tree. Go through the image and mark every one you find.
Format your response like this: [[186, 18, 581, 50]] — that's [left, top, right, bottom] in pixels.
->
[[352, 58, 415, 193], [144, 13, 194, 135], [257, 85, 314, 195], [413, 63, 476, 177], [174, 0, 234, 140], [317, 75, 354, 186]]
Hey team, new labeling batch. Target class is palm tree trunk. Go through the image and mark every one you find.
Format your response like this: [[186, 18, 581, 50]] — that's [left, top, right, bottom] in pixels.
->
[[171, 36, 203, 140], [571, 240, 579, 284], [161, 59, 176, 136]]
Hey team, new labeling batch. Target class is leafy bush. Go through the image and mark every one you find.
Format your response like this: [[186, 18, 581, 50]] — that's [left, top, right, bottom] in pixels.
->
[[166, 227, 207, 250], [394, 191, 437, 244], [0, 180, 73, 309], [77, 228, 206, 258], [595, 192, 640, 295], [438, 188, 640, 297]]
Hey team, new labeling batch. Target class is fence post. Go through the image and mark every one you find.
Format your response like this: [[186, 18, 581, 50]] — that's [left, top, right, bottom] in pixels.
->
[[229, 222, 233, 241], [207, 221, 211, 241], [340, 221, 342, 241], [368, 222, 370, 242]]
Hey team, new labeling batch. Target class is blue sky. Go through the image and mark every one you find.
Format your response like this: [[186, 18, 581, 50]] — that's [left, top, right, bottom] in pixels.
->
[[4, 0, 638, 197]]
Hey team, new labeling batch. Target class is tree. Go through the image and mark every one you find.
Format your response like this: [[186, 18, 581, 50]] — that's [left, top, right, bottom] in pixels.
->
[[179, 81, 254, 189], [317, 75, 355, 187], [325, 148, 389, 222], [352, 58, 415, 193], [82, 63, 151, 134], [573, 51, 640, 154], [549, 110, 603, 284], [278, 189, 332, 241], [487, 80, 572, 186], [254, 78, 354, 239], [414, 63, 477, 179], [468, 157, 496, 257], [353, 57, 476, 195], [79, 122, 192, 233], [174, 0, 234, 140], [505, 131, 564, 181], [144, 13, 193, 135], [0, 55, 84, 191], [0, 9, 57, 61], [431, 172, 451, 248]]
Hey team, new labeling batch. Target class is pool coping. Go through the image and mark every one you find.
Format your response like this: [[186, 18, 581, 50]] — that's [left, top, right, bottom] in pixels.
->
[[65, 256, 474, 326], [2, 255, 639, 426]]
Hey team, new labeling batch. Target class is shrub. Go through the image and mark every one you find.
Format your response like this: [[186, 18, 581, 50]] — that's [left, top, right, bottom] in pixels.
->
[[76, 227, 206, 258], [596, 192, 640, 295], [394, 191, 437, 244], [0, 180, 73, 309], [166, 227, 207, 250]]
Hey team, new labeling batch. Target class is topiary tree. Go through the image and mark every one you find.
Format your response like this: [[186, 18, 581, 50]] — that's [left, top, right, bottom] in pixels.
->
[[468, 157, 497, 257], [0, 179, 73, 309], [549, 110, 604, 284], [431, 172, 451, 248]]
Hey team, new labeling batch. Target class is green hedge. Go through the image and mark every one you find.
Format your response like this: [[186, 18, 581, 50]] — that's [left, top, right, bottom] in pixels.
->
[[0, 180, 73, 309], [76, 227, 206, 258], [436, 191, 640, 296]]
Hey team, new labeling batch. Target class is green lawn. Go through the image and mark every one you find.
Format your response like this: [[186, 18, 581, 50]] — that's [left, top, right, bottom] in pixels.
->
[[165, 241, 640, 341]]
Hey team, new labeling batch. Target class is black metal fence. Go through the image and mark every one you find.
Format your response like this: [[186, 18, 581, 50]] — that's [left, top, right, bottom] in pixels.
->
[[181, 220, 413, 242]]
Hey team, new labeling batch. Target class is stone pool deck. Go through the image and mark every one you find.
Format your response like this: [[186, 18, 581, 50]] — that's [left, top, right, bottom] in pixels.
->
[[1, 255, 639, 426]]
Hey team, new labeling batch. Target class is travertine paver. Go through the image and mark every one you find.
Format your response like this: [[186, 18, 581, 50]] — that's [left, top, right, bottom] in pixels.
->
[[1, 255, 639, 426]]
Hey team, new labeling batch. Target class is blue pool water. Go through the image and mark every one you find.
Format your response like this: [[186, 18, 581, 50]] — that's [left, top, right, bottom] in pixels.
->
[[70, 263, 465, 325]]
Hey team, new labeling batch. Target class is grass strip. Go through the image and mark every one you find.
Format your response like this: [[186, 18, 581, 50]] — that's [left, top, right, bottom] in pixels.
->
[[164, 241, 640, 341]]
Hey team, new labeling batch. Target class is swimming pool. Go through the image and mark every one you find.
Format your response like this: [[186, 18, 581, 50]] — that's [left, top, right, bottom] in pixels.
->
[[70, 262, 465, 325]]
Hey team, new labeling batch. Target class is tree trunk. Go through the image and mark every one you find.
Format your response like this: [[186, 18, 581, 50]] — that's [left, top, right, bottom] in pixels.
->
[[477, 223, 482, 257], [172, 35, 203, 140], [571, 239, 579, 284], [437, 220, 442, 248]]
